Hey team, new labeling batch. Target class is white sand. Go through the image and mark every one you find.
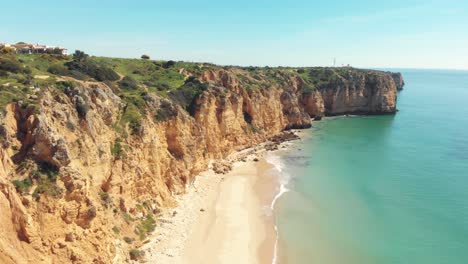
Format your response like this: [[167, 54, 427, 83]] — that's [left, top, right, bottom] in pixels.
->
[[143, 148, 276, 264]]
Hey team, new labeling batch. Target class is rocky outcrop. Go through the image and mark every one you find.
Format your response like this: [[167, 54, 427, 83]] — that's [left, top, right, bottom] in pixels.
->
[[391, 72, 405, 90], [0, 66, 403, 263], [313, 70, 398, 115]]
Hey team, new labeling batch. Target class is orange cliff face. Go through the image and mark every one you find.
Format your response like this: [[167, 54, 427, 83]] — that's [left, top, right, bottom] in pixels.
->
[[312, 70, 398, 115], [0, 67, 401, 263]]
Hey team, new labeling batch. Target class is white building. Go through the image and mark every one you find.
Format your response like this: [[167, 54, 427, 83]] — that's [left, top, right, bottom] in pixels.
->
[[7, 42, 67, 55]]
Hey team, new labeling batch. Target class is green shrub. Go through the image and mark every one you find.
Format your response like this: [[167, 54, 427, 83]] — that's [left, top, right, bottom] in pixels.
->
[[155, 82, 171, 91], [47, 64, 70, 76], [112, 226, 120, 234], [65, 58, 120, 82], [12, 178, 33, 194], [24, 162, 62, 200], [92, 65, 120, 82], [55, 80, 76, 90], [136, 214, 156, 240], [99, 191, 113, 208], [72, 50, 89, 62], [0, 47, 16, 54], [68, 70, 88, 80], [99, 191, 110, 200], [75, 97, 89, 119], [121, 212, 135, 223], [301, 83, 316, 94], [162, 60, 176, 69], [19, 100, 29, 109], [118, 76, 139, 90], [167, 77, 208, 112], [37, 162, 59, 182], [0, 57, 23, 73], [66, 120, 75, 131], [32, 182, 63, 200], [154, 105, 176, 122], [129, 249, 145, 260], [120, 100, 143, 134], [123, 236, 134, 244], [16, 75, 32, 85], [142, 200, 150, 208], [111, 138, 124, 159]]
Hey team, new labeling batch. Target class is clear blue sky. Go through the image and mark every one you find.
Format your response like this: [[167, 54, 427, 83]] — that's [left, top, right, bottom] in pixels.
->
[[2, 0, 467, 69]]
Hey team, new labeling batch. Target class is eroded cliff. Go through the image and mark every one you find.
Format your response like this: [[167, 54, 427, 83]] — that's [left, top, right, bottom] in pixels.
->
[[0, 54, 403, 263]]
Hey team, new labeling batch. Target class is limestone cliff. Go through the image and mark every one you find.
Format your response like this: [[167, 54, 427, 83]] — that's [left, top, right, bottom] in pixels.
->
[[302, 69, 399, 116], [391, 72, 405, 90], [0, 61, 403, 263]]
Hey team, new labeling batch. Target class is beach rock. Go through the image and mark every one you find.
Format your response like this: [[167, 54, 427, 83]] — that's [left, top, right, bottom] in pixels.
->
[[212, 161, 232, 174], [269, 131, 300, 144], [265, 143, 278, 151]]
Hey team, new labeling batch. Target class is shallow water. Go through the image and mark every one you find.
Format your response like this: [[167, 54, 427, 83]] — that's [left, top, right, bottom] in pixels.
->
[[274, 69, 468, 264]]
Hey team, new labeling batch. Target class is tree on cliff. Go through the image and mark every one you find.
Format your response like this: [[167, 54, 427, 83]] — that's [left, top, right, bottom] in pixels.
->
[[66, 50, 119, 82], [141, 54, 150, 60], [0, 47, 16, 54], [163, 60, 176, 68], [72, 50, 89, 62]]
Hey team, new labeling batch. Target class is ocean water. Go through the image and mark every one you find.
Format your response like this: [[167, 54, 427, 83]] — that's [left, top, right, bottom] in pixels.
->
[[272, 69, 468, 264]]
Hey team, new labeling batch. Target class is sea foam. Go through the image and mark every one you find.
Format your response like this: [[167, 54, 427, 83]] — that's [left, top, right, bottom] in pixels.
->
[[265, 151, 291, 264]]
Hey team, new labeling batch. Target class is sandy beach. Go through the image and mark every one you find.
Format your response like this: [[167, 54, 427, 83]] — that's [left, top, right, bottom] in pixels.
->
[[142, 144, 282, 264], [183, 159, 277, 264]]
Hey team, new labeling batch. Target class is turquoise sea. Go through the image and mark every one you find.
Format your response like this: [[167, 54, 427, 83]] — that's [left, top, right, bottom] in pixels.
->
[[271, 69, 468, 264]]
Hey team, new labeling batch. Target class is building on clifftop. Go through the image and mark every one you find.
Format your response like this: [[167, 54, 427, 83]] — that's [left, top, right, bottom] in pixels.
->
[[8, 42, 68, 55]]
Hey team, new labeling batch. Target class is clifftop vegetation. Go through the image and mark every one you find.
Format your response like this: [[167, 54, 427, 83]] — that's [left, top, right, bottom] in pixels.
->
[[0, 50, 396, 129]]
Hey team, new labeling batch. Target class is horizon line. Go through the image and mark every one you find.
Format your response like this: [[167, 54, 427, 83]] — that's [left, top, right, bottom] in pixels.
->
[[4, 43, 467, 71], [86, 54, 468, 72]]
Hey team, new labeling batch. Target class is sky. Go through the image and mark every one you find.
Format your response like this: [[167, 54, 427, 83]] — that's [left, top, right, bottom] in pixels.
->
[[1, 0, 468, 69]]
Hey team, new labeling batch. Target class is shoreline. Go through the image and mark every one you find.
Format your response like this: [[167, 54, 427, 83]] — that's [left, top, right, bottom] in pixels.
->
[[142, 131, 302, 264]]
